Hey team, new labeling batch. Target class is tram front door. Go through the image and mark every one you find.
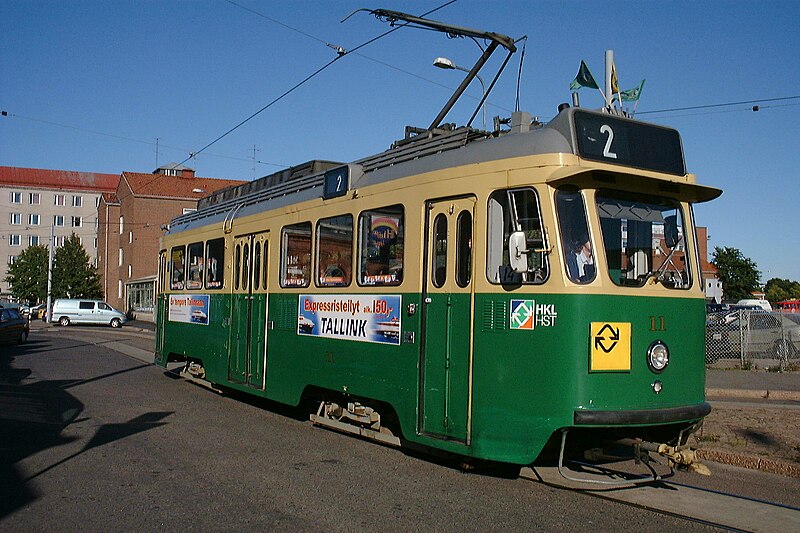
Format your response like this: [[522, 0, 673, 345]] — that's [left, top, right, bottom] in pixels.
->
[[229, 232, 269, 388], [420, 196, 476, 443]]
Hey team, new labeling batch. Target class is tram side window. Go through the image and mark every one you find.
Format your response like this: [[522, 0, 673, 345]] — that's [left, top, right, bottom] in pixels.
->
[[170, 246, 185, 290], [281, 222, 312, 288], [486, 188, 548, 285], [555, 187, 595, 284], [358, 205, 404, 286], [205, 238, 225, 289], [317, 215, 353, 287], [186, 242, 204, 290]]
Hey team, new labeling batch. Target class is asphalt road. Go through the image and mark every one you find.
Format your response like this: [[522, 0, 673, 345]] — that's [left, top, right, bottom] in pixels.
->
[[1, 327, 798, 531]]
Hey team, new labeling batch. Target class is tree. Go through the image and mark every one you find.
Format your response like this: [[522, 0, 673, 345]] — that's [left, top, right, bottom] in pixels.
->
[[764, 278, 800, 304], [52, 234, 103, 299], [3, 244, 49, 303], [711, 246, 761, 302]]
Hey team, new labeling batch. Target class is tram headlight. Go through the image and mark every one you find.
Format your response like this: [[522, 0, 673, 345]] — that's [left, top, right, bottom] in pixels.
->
[[647, 340, 669, 373]]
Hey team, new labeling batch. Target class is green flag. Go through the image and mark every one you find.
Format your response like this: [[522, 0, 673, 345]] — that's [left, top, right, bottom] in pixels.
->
[[569, 60, 598, 91], [618, 79, 646, 102]]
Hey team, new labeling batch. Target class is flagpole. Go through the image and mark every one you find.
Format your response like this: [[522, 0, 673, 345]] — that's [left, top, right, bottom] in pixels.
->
[[605, 50, 613, 110]]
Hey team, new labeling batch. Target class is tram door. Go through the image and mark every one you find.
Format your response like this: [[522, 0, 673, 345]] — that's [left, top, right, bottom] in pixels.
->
[[155, 250, 168, 364], [229, 232, 269, 388], [420, 197, 476, 442]]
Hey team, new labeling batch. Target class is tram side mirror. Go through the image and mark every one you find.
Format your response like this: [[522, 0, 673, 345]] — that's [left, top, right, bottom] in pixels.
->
[[664, 215, 679, 248], [509, 231, 528, 273]]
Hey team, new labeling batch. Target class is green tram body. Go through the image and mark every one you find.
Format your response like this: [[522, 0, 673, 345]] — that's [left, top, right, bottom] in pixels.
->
[[155, 107, 720, 465]]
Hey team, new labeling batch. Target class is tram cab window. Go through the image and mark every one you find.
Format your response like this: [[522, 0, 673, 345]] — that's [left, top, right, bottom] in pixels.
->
[[317, 215, 353, 287], [281, 222, 312, 288], [205, 238, 225, 289], [186, 242, 204, 290], [170, 246, 185, 290], [596, 190, 691, 289], [358, 205, 404, 286], [555, 188, 596, 284], [486, 188, 549, 285]]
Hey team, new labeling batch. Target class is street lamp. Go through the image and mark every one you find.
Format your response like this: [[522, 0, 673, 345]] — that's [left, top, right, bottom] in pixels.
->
[[433, 57, 487, 130]]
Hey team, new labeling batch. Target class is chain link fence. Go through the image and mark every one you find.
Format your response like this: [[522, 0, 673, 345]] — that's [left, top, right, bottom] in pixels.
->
[[706, 310, 800, 370]]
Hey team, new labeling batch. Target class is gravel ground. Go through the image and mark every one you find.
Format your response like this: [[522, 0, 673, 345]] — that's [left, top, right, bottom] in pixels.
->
[[694, 399, 800, 477]]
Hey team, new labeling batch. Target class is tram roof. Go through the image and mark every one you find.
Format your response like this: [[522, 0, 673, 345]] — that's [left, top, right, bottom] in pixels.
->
[[165, 107, 720, 236]]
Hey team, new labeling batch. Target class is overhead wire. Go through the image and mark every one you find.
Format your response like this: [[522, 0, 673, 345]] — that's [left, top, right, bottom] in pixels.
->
[[176, 0, 459, 167], [117, 0, 459, 204]]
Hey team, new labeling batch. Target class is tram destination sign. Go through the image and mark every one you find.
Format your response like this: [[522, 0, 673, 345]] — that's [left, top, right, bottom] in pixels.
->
[[572, 110, 686, 175]]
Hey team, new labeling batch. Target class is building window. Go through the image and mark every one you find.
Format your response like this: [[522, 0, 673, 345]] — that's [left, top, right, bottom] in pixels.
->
[[9, 213, 21, 225], [53, 215, 64, 227], [9, 235, 21, 246], [119, 216, 124, 234], [129, 231, 133, 244], [8, 255, 17, 265], [29, 193, 40, 205], [54, 194, 65, 206], [128, 265, 132, 278], [29, 235, 39, 246], [119, 248, 123, 267], [72, 195, 83, 207], [10, 192, 22, 204], [183, 208, 197, 215], [95, 196, 101, 207], [28, 213, 40, 226], [53, 235, 65, 247], [72, 216, 82, 227], [118, 280, 123, 299], [94, 237, 97, 249]]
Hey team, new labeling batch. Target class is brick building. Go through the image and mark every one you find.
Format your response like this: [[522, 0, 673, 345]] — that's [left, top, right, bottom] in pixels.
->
[[97, 164, 245, 319], [0, 166, 119, 299], [696, 226, 723, 303]]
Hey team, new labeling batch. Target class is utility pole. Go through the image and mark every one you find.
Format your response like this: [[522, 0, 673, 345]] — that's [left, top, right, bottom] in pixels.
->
[[45, 224, 54, 323], [252, 144, 259, 180]]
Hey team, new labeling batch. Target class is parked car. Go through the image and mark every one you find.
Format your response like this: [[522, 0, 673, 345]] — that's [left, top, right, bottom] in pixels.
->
[[50, 299, 127, 328], [0, 307, 29, 344], [706, 310, 800, 360], [28, 304, 47, 320]]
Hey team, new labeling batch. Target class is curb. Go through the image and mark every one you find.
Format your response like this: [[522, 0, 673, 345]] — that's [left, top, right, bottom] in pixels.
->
[[706, 387, 800, 402], [696, 449, 800, 478]]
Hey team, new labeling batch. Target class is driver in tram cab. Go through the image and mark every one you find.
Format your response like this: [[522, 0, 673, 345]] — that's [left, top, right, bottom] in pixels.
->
[[567, 235, 595, 283]]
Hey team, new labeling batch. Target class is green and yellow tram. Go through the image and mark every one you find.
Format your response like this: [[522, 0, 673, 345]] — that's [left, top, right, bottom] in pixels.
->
[[155, 10, 720, 477]]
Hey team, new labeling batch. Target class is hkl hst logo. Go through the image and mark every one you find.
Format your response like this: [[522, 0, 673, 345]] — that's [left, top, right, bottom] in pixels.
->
[[510, 299, 558, 330]]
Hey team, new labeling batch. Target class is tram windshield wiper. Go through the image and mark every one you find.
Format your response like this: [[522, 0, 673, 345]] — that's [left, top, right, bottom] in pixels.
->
[[638, 237, 683, 287]]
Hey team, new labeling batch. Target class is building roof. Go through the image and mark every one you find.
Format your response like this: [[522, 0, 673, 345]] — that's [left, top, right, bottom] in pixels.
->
[[121, 172, 246, 200], [100, 192, 120, 205], [0, 166, 119, 192]]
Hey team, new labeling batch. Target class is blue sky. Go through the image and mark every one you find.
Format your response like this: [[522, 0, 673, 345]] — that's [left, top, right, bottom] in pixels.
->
[[2, 1, 799, 282]]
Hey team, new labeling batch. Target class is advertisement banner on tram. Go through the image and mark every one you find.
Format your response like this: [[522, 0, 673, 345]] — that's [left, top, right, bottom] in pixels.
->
[[298, 294, 402, 345]]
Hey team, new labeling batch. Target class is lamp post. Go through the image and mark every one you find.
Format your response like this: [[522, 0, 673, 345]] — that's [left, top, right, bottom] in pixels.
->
[[433, 57, 487, 130]]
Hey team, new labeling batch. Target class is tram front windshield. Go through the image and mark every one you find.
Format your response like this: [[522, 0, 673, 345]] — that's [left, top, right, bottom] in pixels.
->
[[595, 190, 691, 289]]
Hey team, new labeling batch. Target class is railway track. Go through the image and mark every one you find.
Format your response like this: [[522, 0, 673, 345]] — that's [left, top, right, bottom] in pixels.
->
[[522, 465, 800, 532]]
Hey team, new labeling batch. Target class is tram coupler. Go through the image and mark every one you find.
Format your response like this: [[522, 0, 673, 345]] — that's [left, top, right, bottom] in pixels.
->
[[615, 438, 711, 476]]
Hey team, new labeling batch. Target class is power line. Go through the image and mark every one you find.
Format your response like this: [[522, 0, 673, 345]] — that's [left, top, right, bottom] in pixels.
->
[[637, 95, 800, 115], [176, 1, 459, 168], [1, 111, 290, 169]]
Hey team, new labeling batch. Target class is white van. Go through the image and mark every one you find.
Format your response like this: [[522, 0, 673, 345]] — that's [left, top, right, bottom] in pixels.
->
[[734, 299, 773, 311], [50, 299, 127, 328]]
